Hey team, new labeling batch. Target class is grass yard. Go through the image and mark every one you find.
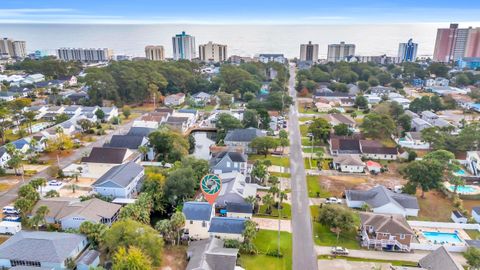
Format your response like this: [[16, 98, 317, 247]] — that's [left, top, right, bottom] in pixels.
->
[[302, 147, 324, 154], [304, 158, 319, 170], [466, 230, 480, 240], [307, 176, 331, 198], [239, 230, 292, 270], [414, 190, 454, 222], [256, 203, 292, 219], [317, 255, 417, 267], [300, 125, 309, 137], [250, 155, 290, 167], [299, 116, 315, 122], [311, 206, 361, 249], [269, 172, 291, 178]]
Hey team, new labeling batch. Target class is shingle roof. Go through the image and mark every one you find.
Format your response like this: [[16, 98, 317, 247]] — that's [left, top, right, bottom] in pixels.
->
[[93, 161, 144, 188], [127, 127, 156, 137], [186, 238, 239, 270], [330, 138, 361, 152], [81, 147, 129, 164], [182, 202, 212, 221], [360, 212, 413, 235], [422, 111, 438, 118], [0, 146, 7, 157], [208, 217, 246, 234], [77, 249, 100, 265], [226, 202, 253, 214], [419, 246, 463, 270], [346, 185, 419, 210], [473, 207, 480, 215], [106, 135, 145, 149], [0, 231, 86, 263], [224, 128, 265, 142], [333, 155, 364, 166], [212, 151, 247, 164]]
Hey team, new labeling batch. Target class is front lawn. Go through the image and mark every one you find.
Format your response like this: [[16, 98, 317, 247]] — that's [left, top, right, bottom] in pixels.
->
[[250, 155, 290, 167], [307, 176, 331, 198], [317, 255, 417, 267], [255, 203, 292, 219], [466, 230, 480, 240], [414, 190, 454, 222], [300, 125, 309, 137], [310, 206, 361, 249], [302, 147, 324, 154], [239, 230, 292, 270]]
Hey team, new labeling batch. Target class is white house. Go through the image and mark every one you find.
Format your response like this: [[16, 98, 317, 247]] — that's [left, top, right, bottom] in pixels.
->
[[345, 185, 419, 217], [101, 106, 119, 121], [91, 161, 144, 199], [182, 202, 214, 240], [23, 74, 45, 84], [0, 231, 88, 270], [226, 202, 253, 219], [467, 151, 480, 176], [208, 217, 246, 241], [332, 155, 365, 173], [164, 93, 186, 106], [398, 132, 430, 150], [0, 147, 11, 168], [451, 210, 468, 223], [472, 207, 480, 223], [80, 147, 134, 179], [63, 106, 82, 117], [425, 77, 449, 87]]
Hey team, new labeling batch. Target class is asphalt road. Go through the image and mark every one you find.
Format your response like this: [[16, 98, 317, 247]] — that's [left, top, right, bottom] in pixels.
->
[[0, 116, 137, 208], [288, 63, 318, 270]]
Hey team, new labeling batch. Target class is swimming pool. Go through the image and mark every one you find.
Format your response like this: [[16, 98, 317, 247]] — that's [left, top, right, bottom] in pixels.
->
[[455, 169, 466, 175], [446, 184, 477, 194], [422, 231, 463, 244]]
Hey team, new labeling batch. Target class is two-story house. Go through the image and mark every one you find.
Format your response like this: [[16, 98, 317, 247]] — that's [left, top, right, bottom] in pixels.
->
[[91, 161, 144, 199], [224, 128, 266, 154], [210, 151, 248, 175], [182, 202, 214, 240]]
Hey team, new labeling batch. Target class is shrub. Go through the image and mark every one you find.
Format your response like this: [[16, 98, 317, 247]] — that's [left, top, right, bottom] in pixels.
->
[[266, 249, 283, 258]]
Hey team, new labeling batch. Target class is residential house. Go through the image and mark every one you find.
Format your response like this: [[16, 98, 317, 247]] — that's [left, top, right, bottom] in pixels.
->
[[0, 231, 88, 269], [175, 109, 199, 122], [345, 185, 419, 217], [63, 106, 82, 117], [347, 83, 360, 95], [327, 113, 356, 128], [398, 132, 430, 149], [0, 92, 16, 101], [210, 151, 248, 175], [31, 198, 121, 230], [366, 160, 382, 173], [425, 77, 449, 87], [224, 128, 266, 154], [100, 106, 118, 121], [164, 93, 186, 106], [25, 105, 49, 119], [166, 116, 191, 133], [418, 246, 463, 270], [80, 106, 99, 116], [186, 238, 242, 270], [329, 137, 361, 155], [412, 117, 432, 131], [451, 94, 474, 109], [332, 155, 365, 173], [92, 161, 144, 199], [182, 202, 214, 240], [472, 207, 480, 223], [105, 135, 149, 150], [8, 87, 33, 97], [58, 121, 77, 136], [11, 138, 31, 154], [226, 202, 253, 219], [66, 91, 89, 104], [192, 92, 212, 105], [23, 74, 45, 84], [468, 151, 480, 176], [313, 88, 354, 101], [127, 127, 156, 137], [451, 210, 467, 223], [360, 140, 398, 160], [133, 112, 170, 128], [314, 102, 332, 112], [215, 172, 258, 208], [80, 147, 135, 178], [0, 147, 11, 168], [404, 110, 419, 119], [359, 212, 414, 252], [208, 217, 246, 241], [370, 86, 395, 96], [76, 250, 100, 270], [155, 107, 174, 114], [364, 94, 382, 104], [59, 75, 78, 86]]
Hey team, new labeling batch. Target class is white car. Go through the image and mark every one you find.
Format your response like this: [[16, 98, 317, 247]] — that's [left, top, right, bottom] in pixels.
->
[[2, 206, 19, 215], [48, 180, 62, 186], [325, 197, 342, 204], [331, 246, 349, 255]]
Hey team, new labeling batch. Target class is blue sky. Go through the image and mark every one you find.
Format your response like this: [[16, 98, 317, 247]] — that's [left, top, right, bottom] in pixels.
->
[[1, 0, 480, 24]]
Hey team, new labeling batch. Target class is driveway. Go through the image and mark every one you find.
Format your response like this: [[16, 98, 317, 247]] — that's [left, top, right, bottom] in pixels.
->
[[0, 116, 138, 208], [288, 63, 318, 270], [315, 245, 467, 266], [252, 217, 292, 233]]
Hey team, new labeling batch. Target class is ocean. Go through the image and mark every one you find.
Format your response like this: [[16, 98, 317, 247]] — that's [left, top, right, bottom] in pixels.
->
[[0, 23, 442, 58]]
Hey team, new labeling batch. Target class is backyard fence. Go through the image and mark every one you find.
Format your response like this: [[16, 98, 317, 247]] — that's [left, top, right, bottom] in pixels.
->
[[407, 221, 480, 231]]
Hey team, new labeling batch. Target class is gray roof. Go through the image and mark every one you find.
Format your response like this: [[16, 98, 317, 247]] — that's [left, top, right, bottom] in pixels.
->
[[81, 147, 129, 164], [412, 117, 431, 127], [333, 155, 364, 166], [407, 132, 423, 140], [404, 110, 419, 118], [186, 238, 239, 270], [210, 151, 247, 166], [106, 135, 145, 149], [77, 249, 100, 265], [419, 246, 463, 270], [0, 146, 7, 157], [0, 231, 86, 263], [473, 207, 480, 215], [226, 202, 253, 214], [208, 217, 245, 234], [183, 202, 212, 221], [360, 212, 413, 235], [422, 111, 438, 119], [224, 128, 265, 142], [192, 92, 211, 99], [346, 185, 419, 210], [64, 106, 81, 112], [127, 127, 156, 137], [9, 267, 54, 270], [93, 161, 144, 188]]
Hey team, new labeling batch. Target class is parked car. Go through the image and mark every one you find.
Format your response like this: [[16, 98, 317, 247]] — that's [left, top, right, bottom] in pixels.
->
[[2, 206, 19, 215], [331, 246, 349, 255], [2, 216, 21, 222], [325, 197, 342, 204], [48, 180, 62, 186]]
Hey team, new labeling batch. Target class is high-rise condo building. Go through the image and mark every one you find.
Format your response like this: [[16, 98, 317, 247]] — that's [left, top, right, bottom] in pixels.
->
[[398, 39, 418, 62], [145, 45, 165, 61], [57, 48, 113, 62], [0, 38, 27, 59], [300, 41, 319, 62], [327, 42, 355, 62], [198, 42, 227, 62], [172, 31, 196, 60], [433, 24, 480, 62]]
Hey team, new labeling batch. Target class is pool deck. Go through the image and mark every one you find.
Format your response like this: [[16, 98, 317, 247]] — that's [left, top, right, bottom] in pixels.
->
[[413, 226, 471, 246], [444, 182, 480, 195]]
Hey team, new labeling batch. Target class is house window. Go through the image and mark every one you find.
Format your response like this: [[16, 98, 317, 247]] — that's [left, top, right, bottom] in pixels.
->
[[234, 162, 238, 168], [226, 162, 231, 168], [400, 234, 405, 240], [202, 221, 207, 227], [190, 220, 193, 224]]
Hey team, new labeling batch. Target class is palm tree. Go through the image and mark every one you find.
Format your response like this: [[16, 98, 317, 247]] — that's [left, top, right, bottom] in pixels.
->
[[262, 194, 275, 215], [30, 205, 50, 230], [138, 145, 149, 161], [23, 111, 37, 134], [245, 196, 258, 214], [277, 190, 288, 255]]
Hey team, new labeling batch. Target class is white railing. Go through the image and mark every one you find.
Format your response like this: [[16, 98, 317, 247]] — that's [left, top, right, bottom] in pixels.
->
[[363, 238, 411, 252], [407, 221, 480, 231], [410, 243, 467, 252]]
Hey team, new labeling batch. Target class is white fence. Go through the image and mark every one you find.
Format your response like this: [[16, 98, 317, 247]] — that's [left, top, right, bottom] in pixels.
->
[[407, 220, 480, 231], [410, 243, 467, 252]]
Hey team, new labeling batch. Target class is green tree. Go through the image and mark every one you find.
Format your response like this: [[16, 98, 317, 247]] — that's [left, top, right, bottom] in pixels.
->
[[119, 193, 153, 224], [242, 109, 259, 128], [262, 193, 275, 214], [333, 123, 352, 136], [95, 109, 105, 122], [465, 247, 480, 270], [45, 190, 60, 198], [360, 113, 396, 139], [113, 246, 152, 270], [401, 159, 444, 198], [79, 221, 108, 248], [122, 106, 131, 119], [164, 167, 197, 206], [250, 137, 280, 157], [308, 118, 331, 143], [318, 204, 356, 243], [354, 95, 368, 109], [357, 81, 370, 92], [104, 219, 164, 266], [279, 129, 289, 152], [251, 161, 268, 184], [29, 205, 50, 230], [241, 219, 258, 254]]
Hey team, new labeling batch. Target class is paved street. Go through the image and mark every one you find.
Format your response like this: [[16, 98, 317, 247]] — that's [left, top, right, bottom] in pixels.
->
[[315, 246, 467, 266], [0, 116, 138, 208], [288, 63, 318, 270]]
